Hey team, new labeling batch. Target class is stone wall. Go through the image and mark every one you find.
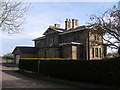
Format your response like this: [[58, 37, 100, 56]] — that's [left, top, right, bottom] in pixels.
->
[[38, 47, 59, 58], [61, 45, 72, 58]]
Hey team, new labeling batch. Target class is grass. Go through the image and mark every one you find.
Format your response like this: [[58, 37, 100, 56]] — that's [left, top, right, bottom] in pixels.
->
[[17, 70, 116, 88]]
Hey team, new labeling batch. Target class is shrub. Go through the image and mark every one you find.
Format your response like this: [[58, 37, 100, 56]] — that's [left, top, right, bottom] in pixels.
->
[[3, 56, 13, 60], [18, 58, 120, 87]]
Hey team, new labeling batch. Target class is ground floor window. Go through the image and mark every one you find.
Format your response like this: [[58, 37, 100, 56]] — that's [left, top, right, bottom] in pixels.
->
[[95, 48, 99, 58], [99, 48, 102, 58], [92, 48, 94, 58], [92, 47, 102, 58]]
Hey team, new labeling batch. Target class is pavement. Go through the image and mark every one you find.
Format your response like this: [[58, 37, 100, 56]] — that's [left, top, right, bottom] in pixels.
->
[[1, 58, 75, 89]]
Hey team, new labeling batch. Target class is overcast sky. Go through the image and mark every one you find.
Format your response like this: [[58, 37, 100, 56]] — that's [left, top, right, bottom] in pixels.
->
[[0, 1, 119, 56]]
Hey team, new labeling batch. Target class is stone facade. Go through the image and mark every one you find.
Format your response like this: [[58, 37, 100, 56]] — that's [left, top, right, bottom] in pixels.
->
[[13, 19, 105, 62], [33, 19, 105, 60]]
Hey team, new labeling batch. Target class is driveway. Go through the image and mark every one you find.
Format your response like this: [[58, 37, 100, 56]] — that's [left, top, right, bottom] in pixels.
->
[[1, 58, 74, 89]]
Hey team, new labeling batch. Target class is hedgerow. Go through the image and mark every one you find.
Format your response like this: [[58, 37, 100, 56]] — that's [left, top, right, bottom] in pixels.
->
[[18, 58, 120, 87]]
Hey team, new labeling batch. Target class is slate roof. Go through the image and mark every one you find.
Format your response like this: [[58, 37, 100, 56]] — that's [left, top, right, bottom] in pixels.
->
[[59, 26, 88, 35], [33, 25, 90, 41], [43, 26, 65, 35], [12, 47, 40, 54], [49, 26, 65, 32]]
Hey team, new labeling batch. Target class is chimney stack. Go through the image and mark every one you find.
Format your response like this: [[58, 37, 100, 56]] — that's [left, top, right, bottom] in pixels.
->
[[65, 19, 71, 30], [54, 24, 60, 28], [72, 19, 78, 29]]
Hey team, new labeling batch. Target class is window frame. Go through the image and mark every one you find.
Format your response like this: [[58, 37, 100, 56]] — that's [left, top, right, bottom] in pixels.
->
[[95, 48, 99, 58]]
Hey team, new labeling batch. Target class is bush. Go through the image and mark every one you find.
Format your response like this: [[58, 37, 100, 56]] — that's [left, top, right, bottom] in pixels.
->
[[18, 58, 120, 87], [3, 56, 13, 60]]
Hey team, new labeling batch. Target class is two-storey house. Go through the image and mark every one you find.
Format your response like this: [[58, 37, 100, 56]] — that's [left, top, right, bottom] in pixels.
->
[[13, 19, 105, 64]]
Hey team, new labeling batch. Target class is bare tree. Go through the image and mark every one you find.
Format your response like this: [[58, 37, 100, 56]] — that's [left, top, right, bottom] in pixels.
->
[[88, 6, 120, 55], [0, 0, 30, 34]]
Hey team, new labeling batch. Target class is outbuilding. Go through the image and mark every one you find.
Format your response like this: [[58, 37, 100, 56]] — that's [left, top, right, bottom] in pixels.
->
[[12, 47, 40, 64]]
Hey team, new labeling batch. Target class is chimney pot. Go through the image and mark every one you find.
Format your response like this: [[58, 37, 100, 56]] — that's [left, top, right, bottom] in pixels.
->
[[65, 18, 71, 30], [54, 24, 60, 28], [72, 19, 78, 29]]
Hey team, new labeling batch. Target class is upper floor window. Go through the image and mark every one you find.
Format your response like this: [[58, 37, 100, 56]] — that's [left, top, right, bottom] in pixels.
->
[[95, 34, 99, 40], [74, 36, 76, 41], [61, 37, 65, 43], [51, 37, 54, 43], [74, 35, 79, 42], [77, 36, 79, 41]]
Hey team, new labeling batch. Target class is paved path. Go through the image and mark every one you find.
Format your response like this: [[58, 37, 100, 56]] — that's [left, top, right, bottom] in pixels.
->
[[1, 58, 73, 89]]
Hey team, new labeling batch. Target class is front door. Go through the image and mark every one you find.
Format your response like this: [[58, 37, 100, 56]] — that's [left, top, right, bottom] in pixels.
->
[[72, 46, 77, 59]]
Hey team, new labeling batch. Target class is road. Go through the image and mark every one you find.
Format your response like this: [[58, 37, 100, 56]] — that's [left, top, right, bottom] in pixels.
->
[[1, 58, 74, 89]]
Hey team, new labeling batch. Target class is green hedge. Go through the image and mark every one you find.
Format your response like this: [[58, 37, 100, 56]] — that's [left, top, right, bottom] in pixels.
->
[[18, 58, 120, 86], [19, 60, 38, 72]]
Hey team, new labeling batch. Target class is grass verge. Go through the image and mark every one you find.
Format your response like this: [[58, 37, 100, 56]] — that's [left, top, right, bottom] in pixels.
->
[[17, 70, 117, 88]]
